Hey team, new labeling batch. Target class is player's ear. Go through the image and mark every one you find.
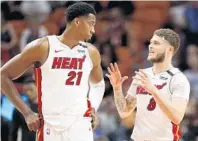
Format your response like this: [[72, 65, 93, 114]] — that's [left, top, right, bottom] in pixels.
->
[[168, 46, 174, 53], [74, 18, 80, 27]]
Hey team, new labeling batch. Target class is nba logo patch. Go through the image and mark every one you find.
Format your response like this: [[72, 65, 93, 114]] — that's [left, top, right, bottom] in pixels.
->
[[78, 49, 85, 53], [46, 128, 50, 135], [160, 75, 168, 80]]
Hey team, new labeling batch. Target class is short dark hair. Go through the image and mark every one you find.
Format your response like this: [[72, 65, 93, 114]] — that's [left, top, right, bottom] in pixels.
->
[[154, 28, 180, 55], [66, 2, 96, 23]]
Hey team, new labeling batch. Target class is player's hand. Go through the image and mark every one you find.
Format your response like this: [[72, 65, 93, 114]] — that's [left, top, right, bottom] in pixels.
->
[[106, 63, 128, 89], [91, 108, 99, 130], [24, 111, 42, 132], [133, 69, 157, 94]]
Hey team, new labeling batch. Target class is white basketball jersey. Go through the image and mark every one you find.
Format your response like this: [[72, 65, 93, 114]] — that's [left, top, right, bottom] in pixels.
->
[[34, 36, 93, 129], [128, 67, 190, 141]]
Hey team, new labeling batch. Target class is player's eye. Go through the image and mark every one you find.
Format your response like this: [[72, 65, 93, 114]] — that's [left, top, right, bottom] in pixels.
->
[[153, 41, 160, 45], [87, 21, 95, 26]]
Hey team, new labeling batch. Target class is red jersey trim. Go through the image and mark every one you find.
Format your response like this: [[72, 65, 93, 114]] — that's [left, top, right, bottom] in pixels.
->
[[34, 68, 43, 141], [172, 122, 182, 141]]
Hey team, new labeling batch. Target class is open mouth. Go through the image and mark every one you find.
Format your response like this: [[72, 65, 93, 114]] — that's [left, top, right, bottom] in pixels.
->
[[149, 51, 154, 55]]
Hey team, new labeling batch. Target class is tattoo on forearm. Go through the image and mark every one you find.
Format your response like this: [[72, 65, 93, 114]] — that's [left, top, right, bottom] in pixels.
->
[[114, 87, 137, 116], [114, 88, 127, 113], [126, 95, 137, 110]]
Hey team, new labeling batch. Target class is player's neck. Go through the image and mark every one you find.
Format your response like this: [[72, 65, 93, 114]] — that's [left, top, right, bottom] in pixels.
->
[[59, 29, 82, 49], [152, 60, 174, 74]]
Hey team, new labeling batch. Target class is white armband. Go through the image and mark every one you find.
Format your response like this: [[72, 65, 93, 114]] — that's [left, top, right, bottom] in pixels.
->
[[89, 79, 105, 111]]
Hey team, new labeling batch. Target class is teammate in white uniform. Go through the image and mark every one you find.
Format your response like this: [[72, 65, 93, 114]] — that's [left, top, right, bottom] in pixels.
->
[[1, 2, 105, 141], [106, 29, 190, 141]]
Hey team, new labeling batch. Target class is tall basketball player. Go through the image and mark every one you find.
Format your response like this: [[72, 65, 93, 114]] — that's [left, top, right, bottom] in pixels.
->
[[106, 29, 190, 141], [1, 2, 105, 141]]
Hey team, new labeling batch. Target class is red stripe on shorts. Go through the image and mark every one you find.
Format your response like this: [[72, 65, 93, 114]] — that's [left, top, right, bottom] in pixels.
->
[[172, 122, 182, 141], [34, 68, 43, 141], [83, 98, 92, 117]]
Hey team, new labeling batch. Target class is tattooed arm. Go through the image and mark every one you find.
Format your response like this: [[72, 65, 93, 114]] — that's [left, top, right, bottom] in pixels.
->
[[114, 87, 136, 118], [106, 63, 136, 118]]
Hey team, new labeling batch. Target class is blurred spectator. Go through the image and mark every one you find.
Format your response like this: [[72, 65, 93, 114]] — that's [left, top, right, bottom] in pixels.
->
[[1, 117, 10, 141], [1, 95, 11, 141], [97, 40, 117, 97], [1, 1, 24, 21], [98, 40, 117, 71], [47, 1, 66, 35], [1, 14, 17, 51], [19, 1, 51, 52], [108, 7, 129, 48], [1, 14, 18, 65], [94, 127, 110, 141], [98, 96, 119, 141], [9, 77, 38, 141], [169, 2, 198, 71], [93, 1, 134, 18], [182, 103, 198, 141], [1, 1, 198, 141], [184, 2, 198, 33], [184, 44, 198, 100], [169, 3, 187, 29]]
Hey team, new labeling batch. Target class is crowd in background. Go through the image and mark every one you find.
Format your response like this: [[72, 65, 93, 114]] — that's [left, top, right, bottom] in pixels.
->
[[1, 1, 198, 141]]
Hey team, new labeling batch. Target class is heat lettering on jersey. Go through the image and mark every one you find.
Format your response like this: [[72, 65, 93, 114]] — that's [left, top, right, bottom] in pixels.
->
[[51, 55, 86, 86], [136, 82, 167, 95], [136, 82, 167, 111], [51, 55, 86, 70]]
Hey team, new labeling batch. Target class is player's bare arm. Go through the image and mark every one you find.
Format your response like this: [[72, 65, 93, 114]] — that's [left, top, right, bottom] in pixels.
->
[[1, 37, 49, 131], [87, 43, 103, 83], [133, 69, 188, 124], [125, 94, 137, 115], [106, 63, 136, 118], [87, 43, 105, 129]]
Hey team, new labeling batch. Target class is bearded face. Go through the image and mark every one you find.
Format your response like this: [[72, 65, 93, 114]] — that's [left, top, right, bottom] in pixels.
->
[[147, 51, 165, 63], [147, 35, 172, 63]]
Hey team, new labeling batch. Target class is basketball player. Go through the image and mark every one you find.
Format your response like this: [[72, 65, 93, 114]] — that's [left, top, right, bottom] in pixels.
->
[[1, 2, 105, 141], [106, 29, 190, 141]]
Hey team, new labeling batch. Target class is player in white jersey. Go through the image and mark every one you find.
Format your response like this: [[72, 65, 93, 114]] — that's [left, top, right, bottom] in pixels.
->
[[1, 2, 105, 141], [106, 29, 190, 141]]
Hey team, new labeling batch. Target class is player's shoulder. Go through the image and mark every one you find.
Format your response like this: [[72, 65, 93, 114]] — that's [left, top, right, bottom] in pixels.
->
[[21, 37, 49, 62], [85, 42, 99, 53], [173, 71, 189, 81], [84, 42, 101, 67], [168, 68, 184, 77], [25, 36, 49, 50], [170, 68, 189, 83], [85, 42, 100, 57]]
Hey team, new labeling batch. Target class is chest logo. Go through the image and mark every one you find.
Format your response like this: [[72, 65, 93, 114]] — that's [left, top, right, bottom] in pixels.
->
[[55, 50, 64, 53]]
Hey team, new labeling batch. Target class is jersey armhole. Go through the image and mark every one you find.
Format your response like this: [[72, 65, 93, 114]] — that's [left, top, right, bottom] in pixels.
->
[[36, 36, 51, 68], [85, 43, 94, 69], [168, 72, 182, 95]]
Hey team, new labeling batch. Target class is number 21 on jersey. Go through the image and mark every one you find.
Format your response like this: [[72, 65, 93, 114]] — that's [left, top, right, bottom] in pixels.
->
[[65, 71, 83, 85]]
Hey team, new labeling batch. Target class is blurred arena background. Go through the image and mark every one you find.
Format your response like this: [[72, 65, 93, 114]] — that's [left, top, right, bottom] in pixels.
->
[[1, 1, 198, 141]]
